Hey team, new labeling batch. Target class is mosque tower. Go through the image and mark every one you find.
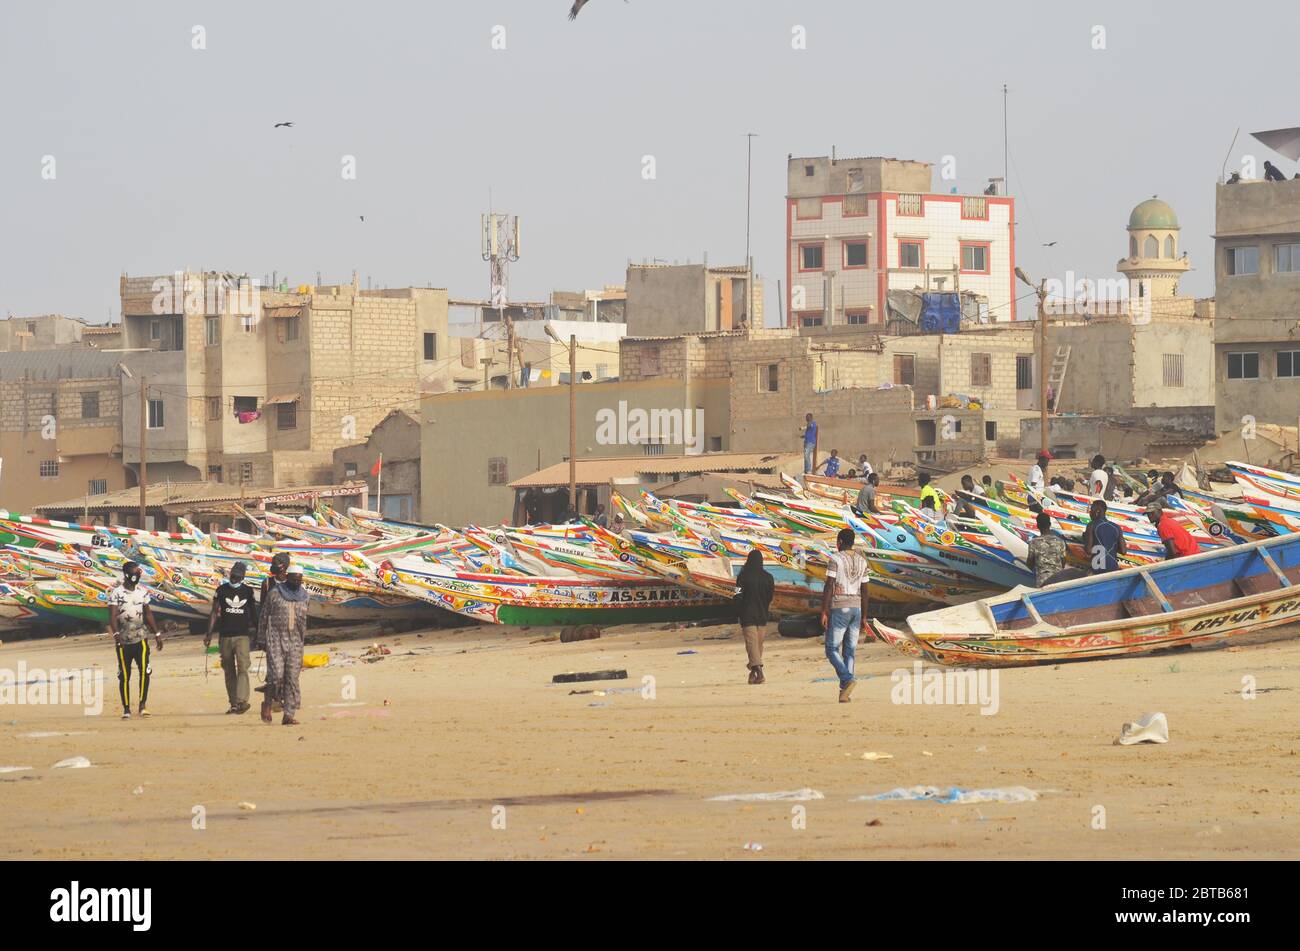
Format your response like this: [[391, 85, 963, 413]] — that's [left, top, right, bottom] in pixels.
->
[[1117, 197, 1190, 302]]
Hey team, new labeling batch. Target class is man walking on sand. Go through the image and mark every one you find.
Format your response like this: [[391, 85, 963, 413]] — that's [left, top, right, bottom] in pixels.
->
[[822, 527, 869, 703], [205, 560, 258, 715], [109, 560, 164, 720], [259, 555, 309, 726]]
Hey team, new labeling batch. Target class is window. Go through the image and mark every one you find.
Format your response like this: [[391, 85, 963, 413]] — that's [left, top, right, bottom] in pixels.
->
[[26, 321, 36, 333], [595, 364, 609, 380], [845, 310, 872, 325], [760, 363, 780, 392], [147, 398, 164, 429], [843, 194, 869, 216], [285, 315, 300, 341], [961, 196, 988, 220], [277, 402, 297, 430], [799, 314, 824, 327], [207, 466, 222, 483], [423, 332, 437, 360], [893, 354, 916, 386], [985, 421, 998, 443], [796, 197, 822, 219], [707, 436, 723, 452], [1129, 236, 1138, 258], [207, 396, 221, 420], [1162, 353, 1184, 387], [233, 396, 258, 414], [344, 462, 358, 477], [240, 462, 253, 483], [1144, 235, 1159, 258], [88, 478, 107, 495], [1227, 246, 1259, 276], [1227, 352, 1259, 380], [640, 346, 660, 376], [39, 460, 59, 478], [804, 164, 815, 177], [896, 194, 923, 216], [642, 438, 666, 456], [1275, 243, 1300, 273], [81, 391, 100, 419], [488, 457, 508, 485], [1277, 351, 1300, 379], [898, 240, 923, 269], [843, 240, 869, 268], [970, 353, 992, 387], [1016, 354, 1034, 390], [1164, 235, 1175, 258], [846, 168, 864, 193], [800, 244, 824, 271], [205, 316, 220, 346], [961, 242, 990, 273], [150, 319, 161, 341]]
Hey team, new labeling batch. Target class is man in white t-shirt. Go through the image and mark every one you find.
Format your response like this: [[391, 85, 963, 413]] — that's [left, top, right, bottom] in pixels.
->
[[1088, 454, 1108, 499], [1027, 451, 1051, 495], [821, 528, 869, 703]]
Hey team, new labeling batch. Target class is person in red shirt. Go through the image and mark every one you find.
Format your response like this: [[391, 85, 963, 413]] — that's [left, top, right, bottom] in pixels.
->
[[1146, 504, 1199, 559]]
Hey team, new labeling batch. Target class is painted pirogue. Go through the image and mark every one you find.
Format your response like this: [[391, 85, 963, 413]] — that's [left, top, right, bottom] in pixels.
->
[[1, 460, 1296, 653]]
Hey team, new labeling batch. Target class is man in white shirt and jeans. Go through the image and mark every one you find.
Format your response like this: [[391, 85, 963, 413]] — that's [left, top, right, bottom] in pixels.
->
[[821, 527, 870, 703], [1027, 451, 1051, 495]]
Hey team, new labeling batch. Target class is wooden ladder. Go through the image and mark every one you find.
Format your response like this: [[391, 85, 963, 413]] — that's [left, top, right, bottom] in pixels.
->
[[1047, 345, 1072, 413]]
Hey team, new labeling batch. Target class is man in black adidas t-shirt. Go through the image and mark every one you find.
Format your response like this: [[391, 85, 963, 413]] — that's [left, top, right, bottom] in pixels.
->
[[204, 561, 259, 714]]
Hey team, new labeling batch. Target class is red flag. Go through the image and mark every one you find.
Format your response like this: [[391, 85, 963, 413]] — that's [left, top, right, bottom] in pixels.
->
[[370, 458, 382, 477]]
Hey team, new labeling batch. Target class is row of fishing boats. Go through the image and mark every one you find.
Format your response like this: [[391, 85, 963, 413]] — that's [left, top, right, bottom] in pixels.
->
[[2, 459, 1299, 667]]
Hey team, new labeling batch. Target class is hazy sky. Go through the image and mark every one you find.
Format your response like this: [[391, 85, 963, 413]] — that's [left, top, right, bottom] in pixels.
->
[[3, 0, 1298, 325]]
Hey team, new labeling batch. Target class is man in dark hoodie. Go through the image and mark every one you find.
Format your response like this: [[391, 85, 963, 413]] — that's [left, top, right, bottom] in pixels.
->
[[205, 560, 258, 714], [735, 549, 775, 685]]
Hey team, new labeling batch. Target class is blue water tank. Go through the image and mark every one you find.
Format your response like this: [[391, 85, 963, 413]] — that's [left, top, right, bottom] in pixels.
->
[[920, 293, 961, 334]]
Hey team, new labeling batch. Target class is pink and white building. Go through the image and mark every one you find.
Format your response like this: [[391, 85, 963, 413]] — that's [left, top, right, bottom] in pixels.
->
[[785, 156, 1016, 328]]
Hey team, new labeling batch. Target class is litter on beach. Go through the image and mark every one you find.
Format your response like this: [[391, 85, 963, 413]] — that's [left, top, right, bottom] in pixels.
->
[[552, 669, 628, 684], [709, 788, 825, 802], [51, 757, 93, 770], [1115, 711, 1170, 746], [857, 786, 1044, 804]]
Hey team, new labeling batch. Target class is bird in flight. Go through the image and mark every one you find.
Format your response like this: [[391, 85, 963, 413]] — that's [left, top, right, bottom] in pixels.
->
[[274, 121, 294, 129], [569, 0, 627, 20], [359, 216, 365, 222], [1043, 241, 1058, 247]]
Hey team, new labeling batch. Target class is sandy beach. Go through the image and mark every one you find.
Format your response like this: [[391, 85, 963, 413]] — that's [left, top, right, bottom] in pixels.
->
[[2, 620, 1298, 860]]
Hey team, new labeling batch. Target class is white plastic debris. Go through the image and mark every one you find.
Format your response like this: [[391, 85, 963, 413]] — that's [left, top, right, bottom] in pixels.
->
[[861, 752, 893, 761], [743, 842, 764, 851], [709, 788, 824, 802], [51, 756, 93, 769], [857, 785, 1044, 804], [1, 766, 34, 773], [1115, 711, 1169, 746], [238, 801, 257, 811]]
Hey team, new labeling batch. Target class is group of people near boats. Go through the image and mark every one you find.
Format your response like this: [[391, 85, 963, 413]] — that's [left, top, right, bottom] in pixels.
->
[[108, 552, 309, 724]]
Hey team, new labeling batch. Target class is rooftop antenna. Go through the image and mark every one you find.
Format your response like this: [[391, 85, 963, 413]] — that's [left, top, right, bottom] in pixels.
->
[[1220, 128, 1240, 183], [482, 210, 522, 386]]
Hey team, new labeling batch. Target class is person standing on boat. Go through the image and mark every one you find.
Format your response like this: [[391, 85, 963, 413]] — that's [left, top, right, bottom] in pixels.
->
[[1083, 500, 1126, 574], [801, 413, 819, 474], [108, 561, 163, 720], [1026, 512, 1068, 587], [204, 560, 258, 715], [854, 472, 880, 515], [1147, 503, 1199, 560], [259, 553, 309, 725], [735, 549, 775, 685], [1027, 451, 1051, 495], [821, 528, 869, 703]]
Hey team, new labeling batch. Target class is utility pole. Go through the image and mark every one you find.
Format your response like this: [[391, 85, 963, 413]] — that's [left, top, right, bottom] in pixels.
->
[[138, 376, 148, 528], [1037, 283, 1049, 454], [745, 132, 758, 327], [569, 334, 577, 515]]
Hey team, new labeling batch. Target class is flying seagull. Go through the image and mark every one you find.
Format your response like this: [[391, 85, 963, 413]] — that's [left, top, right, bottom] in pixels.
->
[[274, 121, 294, 129], [359, 216, 365, 222], [1043, 241, 1058, 247], [569, 0, 627, 20]]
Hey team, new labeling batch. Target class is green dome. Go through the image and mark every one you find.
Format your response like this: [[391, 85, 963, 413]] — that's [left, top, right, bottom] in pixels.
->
[[1128, 198, 1179, 231]]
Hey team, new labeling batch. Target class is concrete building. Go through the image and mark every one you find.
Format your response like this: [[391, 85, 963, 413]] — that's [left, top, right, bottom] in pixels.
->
[[118, 272, 451, 488], [624, 263, 763, 337], [1213, 178, 1300, 432], [0, 349, 186, 515], [0, 314, 121, 352], [420, 377, 729, 526], [333, 409, 422, 522], [786, 155, 1016, 328]]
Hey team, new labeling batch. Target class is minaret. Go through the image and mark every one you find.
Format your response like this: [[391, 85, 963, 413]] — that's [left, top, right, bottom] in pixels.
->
[[1117, 197, 1190, 303]]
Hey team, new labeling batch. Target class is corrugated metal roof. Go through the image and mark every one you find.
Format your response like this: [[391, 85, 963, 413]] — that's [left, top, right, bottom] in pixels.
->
[[509, 452, 798, 488]]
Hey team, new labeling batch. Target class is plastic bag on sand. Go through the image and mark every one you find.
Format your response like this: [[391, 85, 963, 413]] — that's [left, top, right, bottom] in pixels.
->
[[1, 766, 34, 773], [1115, 711, 1169, 746], [709, 788, 824, 802], [302, 653, 330, 669], [857, 785, 1041, 804], [51, 756, 93, 769]]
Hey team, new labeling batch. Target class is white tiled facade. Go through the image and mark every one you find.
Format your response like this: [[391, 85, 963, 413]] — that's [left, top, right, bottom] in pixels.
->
[[786, 158, 1016, 327]]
